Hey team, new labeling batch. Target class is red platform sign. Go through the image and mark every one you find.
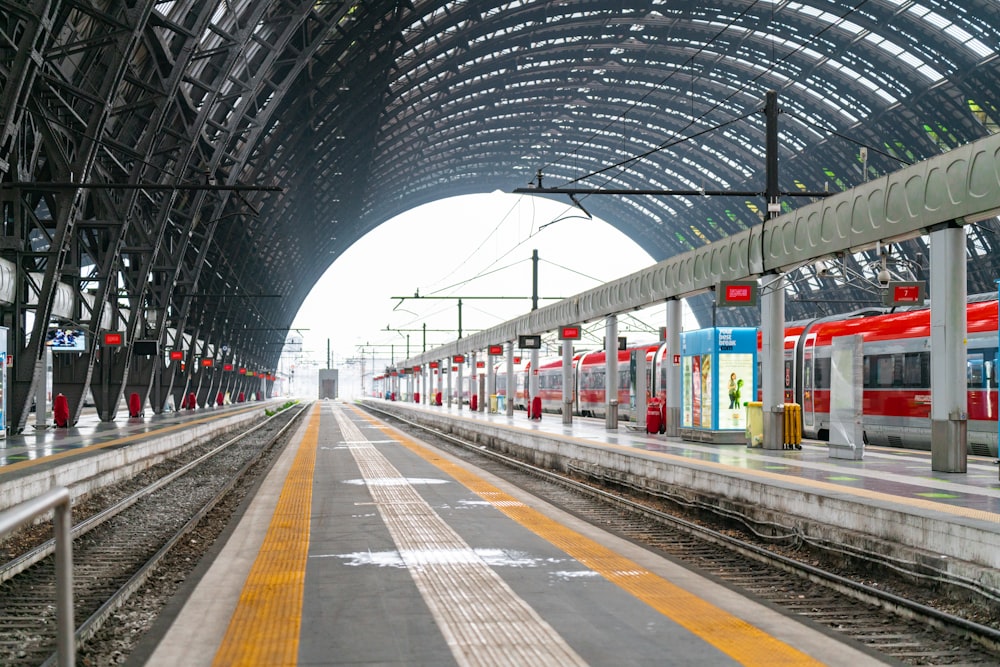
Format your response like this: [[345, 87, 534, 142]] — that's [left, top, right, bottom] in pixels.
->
[[488, 344, 504, 356], [559, 325, 581, 340], [893, 284, 921, 302], [718, 280, 758, 307], [103, 332, 123, 346], [453, 354, 465, 363], [170, 350, 184, 360], [201, 358, 213, 367], [726, 284, 752, 301], [224, 363, 233, 371]]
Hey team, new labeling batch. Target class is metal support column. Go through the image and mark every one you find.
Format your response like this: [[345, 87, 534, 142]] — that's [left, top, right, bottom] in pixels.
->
[[605, 315, 619, 429], [470, 351, 478, 410], [665, 299, 682, 437], [487, 351, 495, 412], [446, 360, 453, 407], [506, 342, 515, 417], [529, 348, 539, 417], [436, 359, 443, 404], [761, 274, 785, 449], [562, 338, 573, 425], [457, 357, 463, 410], [930, 223, 968, 472]]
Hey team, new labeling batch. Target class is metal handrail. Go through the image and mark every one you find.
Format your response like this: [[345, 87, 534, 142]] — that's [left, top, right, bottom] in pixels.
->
[[0, 487, 74, 667]]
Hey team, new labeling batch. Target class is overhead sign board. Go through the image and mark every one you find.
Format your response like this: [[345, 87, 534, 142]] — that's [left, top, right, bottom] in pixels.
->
[[488, 344, 504, 356], [102, 332, 123, 347], [518, 334, 541, 349], [201, 358, 213, 367], [716, 280, 758, 306], [559, 325, 581, 340], [717, 280, 758, 307], [883, 281, 925, 307], [453, 354, 465, 363], [169, 350, 184, 361]]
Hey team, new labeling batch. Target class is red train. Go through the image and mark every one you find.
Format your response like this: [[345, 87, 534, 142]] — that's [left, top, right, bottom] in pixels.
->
[[492, 299, 999, 457]]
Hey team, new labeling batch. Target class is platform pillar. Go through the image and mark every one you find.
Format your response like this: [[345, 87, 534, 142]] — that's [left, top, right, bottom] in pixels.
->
[[505, 343, 515, 417], [529, 348, 539, 419], [456, 357, 463, 410], [761, 273, 785, 450], [487, 351, 495, 412], [436, 359, 443, 405], [562, 338, 573, 425], [930, 223, 967, 472], [605, 315, 618, 429], [665, 299, 681, 437]]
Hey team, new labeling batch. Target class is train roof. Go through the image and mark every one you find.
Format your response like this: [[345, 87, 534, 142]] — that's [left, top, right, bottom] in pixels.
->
[[808, 299, 997, 345]]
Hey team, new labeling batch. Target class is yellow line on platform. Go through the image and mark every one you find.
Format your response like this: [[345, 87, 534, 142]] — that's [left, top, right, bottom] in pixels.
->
[[212, 404, 320, 666], [354, 407, 823, 667]]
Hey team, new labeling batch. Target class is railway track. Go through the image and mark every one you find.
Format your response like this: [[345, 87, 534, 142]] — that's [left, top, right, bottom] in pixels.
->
[[365, 404, 1000, 666], [0, 402, 306, 666]]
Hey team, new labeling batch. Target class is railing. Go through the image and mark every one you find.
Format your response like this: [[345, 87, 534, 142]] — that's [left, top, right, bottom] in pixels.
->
[[0, 487, 74, 667]]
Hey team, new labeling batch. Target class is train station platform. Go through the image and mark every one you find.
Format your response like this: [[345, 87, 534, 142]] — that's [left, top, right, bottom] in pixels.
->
[[362, 398, 1000, 596], [139, 400, 894, 666], [0, 402, 274, 512]]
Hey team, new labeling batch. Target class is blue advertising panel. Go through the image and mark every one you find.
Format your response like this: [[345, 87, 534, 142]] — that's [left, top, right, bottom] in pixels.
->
[[681, 327, 757, 438]]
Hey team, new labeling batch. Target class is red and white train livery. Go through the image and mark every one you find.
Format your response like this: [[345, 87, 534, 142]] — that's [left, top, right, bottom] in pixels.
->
[[491, 299, 999, 457]]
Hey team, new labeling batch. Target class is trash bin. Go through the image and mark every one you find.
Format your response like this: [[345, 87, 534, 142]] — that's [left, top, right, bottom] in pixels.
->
[[782, 402, 802, 449], [645, 398, 661, 434], [470, 394, 478, 411], [745, 401, 763, 448], [531, 396, 542, 421], [496, 394, 506, 412], [489, 394, 498, 413]]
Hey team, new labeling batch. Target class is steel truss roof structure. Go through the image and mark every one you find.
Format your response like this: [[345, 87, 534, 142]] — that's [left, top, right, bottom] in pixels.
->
[[1, 0, 998, 429]]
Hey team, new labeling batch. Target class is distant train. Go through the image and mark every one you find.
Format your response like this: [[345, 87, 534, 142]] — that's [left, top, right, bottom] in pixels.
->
[[490, 299, 999, 457]]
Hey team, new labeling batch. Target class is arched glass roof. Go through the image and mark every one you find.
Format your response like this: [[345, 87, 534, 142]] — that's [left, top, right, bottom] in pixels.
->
[[4, 0, 1000, 362]]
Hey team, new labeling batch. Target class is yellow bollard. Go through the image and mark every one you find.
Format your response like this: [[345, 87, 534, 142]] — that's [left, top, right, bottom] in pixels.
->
[[782, 403, 802, 449]]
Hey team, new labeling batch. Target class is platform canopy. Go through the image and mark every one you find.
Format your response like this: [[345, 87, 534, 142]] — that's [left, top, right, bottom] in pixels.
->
[[2, 0, 1000, 368]]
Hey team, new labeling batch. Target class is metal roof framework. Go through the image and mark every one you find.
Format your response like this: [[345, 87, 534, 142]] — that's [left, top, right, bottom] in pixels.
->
[[0, 0, 998, 429]]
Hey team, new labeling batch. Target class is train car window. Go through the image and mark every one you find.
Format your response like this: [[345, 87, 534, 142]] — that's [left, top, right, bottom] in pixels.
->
[[903, 352, 928, 388], [867, 354, 897, 388], [862, 356, 871, 387], [813, 358, 831, 389], [591, 369, 605, 390], [967, 348, 998, 389], [968, 353, 985, 389]]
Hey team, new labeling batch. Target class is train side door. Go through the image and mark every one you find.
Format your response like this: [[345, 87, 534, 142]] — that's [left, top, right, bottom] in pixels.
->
[[803, 333, 816, 429]]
